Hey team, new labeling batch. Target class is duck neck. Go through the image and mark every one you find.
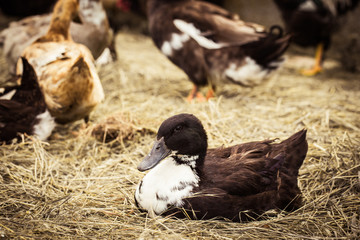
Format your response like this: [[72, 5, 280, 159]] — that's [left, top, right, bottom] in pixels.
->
[[172, 151, 206, 174], [43, 0, 79, 41]]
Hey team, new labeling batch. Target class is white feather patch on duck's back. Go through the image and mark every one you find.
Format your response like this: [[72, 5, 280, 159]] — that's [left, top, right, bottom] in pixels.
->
[[0, 89, 16, 100], [33, 110, 55, 141], [135, 155, 199, 216], [224, 57, 271, 86], [161, 33, 190, 56], [173, 19, 228, 49]]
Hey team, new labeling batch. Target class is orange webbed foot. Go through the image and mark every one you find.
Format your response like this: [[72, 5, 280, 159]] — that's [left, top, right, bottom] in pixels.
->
[[187, 85, 206, 103], [186, 85, 215, 103], [187, 91, 206, 103], [300, 42, 324, 76], [300, 65, 323, 76], [205, 88, 215, 100]]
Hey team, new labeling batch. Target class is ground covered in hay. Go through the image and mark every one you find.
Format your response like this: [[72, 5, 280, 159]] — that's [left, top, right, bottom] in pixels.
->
[[1, 31, 360, 239]]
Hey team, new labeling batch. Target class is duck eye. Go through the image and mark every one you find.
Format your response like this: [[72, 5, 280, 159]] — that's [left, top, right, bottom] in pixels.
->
[[174, 125, 183, 132]]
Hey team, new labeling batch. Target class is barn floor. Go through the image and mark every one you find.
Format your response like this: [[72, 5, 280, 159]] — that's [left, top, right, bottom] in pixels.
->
[[0, 30, 359, 239]]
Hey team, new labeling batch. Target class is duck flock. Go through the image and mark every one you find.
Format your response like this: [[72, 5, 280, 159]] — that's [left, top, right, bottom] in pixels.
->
[[0, 0, 359, 235]]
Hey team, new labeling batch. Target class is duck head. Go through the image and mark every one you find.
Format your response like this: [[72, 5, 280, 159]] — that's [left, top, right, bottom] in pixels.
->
[[138, 113, 208, 171]]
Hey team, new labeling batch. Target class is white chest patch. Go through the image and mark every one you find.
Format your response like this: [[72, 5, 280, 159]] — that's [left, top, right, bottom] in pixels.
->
[[161, 33, 190, 57], [135, 156, 199, 216], [299, 0, 317, 11], [33, 110, 56, 141]]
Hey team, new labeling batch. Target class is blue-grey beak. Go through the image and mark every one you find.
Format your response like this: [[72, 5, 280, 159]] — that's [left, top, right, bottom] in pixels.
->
[[137, 137, 171, 172]]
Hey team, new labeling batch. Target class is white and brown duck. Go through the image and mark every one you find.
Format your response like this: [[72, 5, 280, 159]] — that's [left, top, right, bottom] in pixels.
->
[[17, 0, 105, 124], [146, 0, 291, 102], [0, 57, 55, 143], [0, 0, 113, 74], [135, 114, 308, 221]]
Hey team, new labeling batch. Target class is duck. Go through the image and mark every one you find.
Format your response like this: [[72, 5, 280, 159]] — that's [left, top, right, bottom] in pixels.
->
[[0, 57, 55, 143], [135, 114, 308, 221], [146, 0, 291, 102], [0, 0, 113, 74], [273, 0, 360, 76], [17, 0, 105, 124]]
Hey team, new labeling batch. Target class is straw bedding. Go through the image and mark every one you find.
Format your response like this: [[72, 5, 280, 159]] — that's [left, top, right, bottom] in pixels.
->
[[0, 31, 359, 239]]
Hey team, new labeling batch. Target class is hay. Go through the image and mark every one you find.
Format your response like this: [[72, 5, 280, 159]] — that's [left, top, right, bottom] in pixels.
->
[[0, 31, 360, 239], [85, 111, 153, 144]]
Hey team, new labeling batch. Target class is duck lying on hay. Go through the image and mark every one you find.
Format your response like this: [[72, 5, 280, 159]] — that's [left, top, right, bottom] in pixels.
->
[[0, 57, 55, 143], [135, 113, 308, 221]]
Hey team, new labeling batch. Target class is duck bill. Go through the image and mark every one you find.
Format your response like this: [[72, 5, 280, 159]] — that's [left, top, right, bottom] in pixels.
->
[[137, 137, 171, 172]]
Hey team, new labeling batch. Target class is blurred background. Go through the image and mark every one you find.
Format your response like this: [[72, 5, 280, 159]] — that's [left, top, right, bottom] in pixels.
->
[[1, 0, 360, 71]]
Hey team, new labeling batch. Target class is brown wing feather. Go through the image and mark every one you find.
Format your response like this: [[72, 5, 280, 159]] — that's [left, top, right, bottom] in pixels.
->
[[172, 1, 266, 46], [200, 130, 307, 201], [202, 140, 280, 196]]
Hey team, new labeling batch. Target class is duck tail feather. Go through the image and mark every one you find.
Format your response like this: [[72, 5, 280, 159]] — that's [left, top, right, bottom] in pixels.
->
[[244, 25, 291, 69], [19, 57, 40, 90], [274, 130, 307, 211], [281, 129, 308, 176]]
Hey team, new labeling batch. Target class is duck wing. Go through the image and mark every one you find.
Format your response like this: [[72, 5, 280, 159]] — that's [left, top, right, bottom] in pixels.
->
[[202, 140, 284, 196], [0, 100, 36, 122], [0, 99, 39, 142], [171, 1, 266, 49], [202, 130, 307, 200]]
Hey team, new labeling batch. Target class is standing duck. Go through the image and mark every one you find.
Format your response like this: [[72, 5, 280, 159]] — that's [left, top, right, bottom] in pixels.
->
[[135, 114, 308, 221], [273, 0, 360, 76], [0, 57, 55, 143], [18, 0, 105, 124], [0, 0, 113, 74], [146, 0, 291, 102]]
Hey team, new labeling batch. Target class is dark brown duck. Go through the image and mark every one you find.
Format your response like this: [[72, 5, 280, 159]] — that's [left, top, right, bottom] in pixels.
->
[[0, 58, 55, 143], [274, 0, 360, 75], [146, 0, 291, 101], [135, 113, 308, 221]]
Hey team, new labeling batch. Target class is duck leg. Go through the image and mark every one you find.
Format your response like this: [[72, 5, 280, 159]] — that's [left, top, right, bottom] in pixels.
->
[[186, 85, 206, 102], [300, 42, 324, 76], [205, 83, 215, 100]]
